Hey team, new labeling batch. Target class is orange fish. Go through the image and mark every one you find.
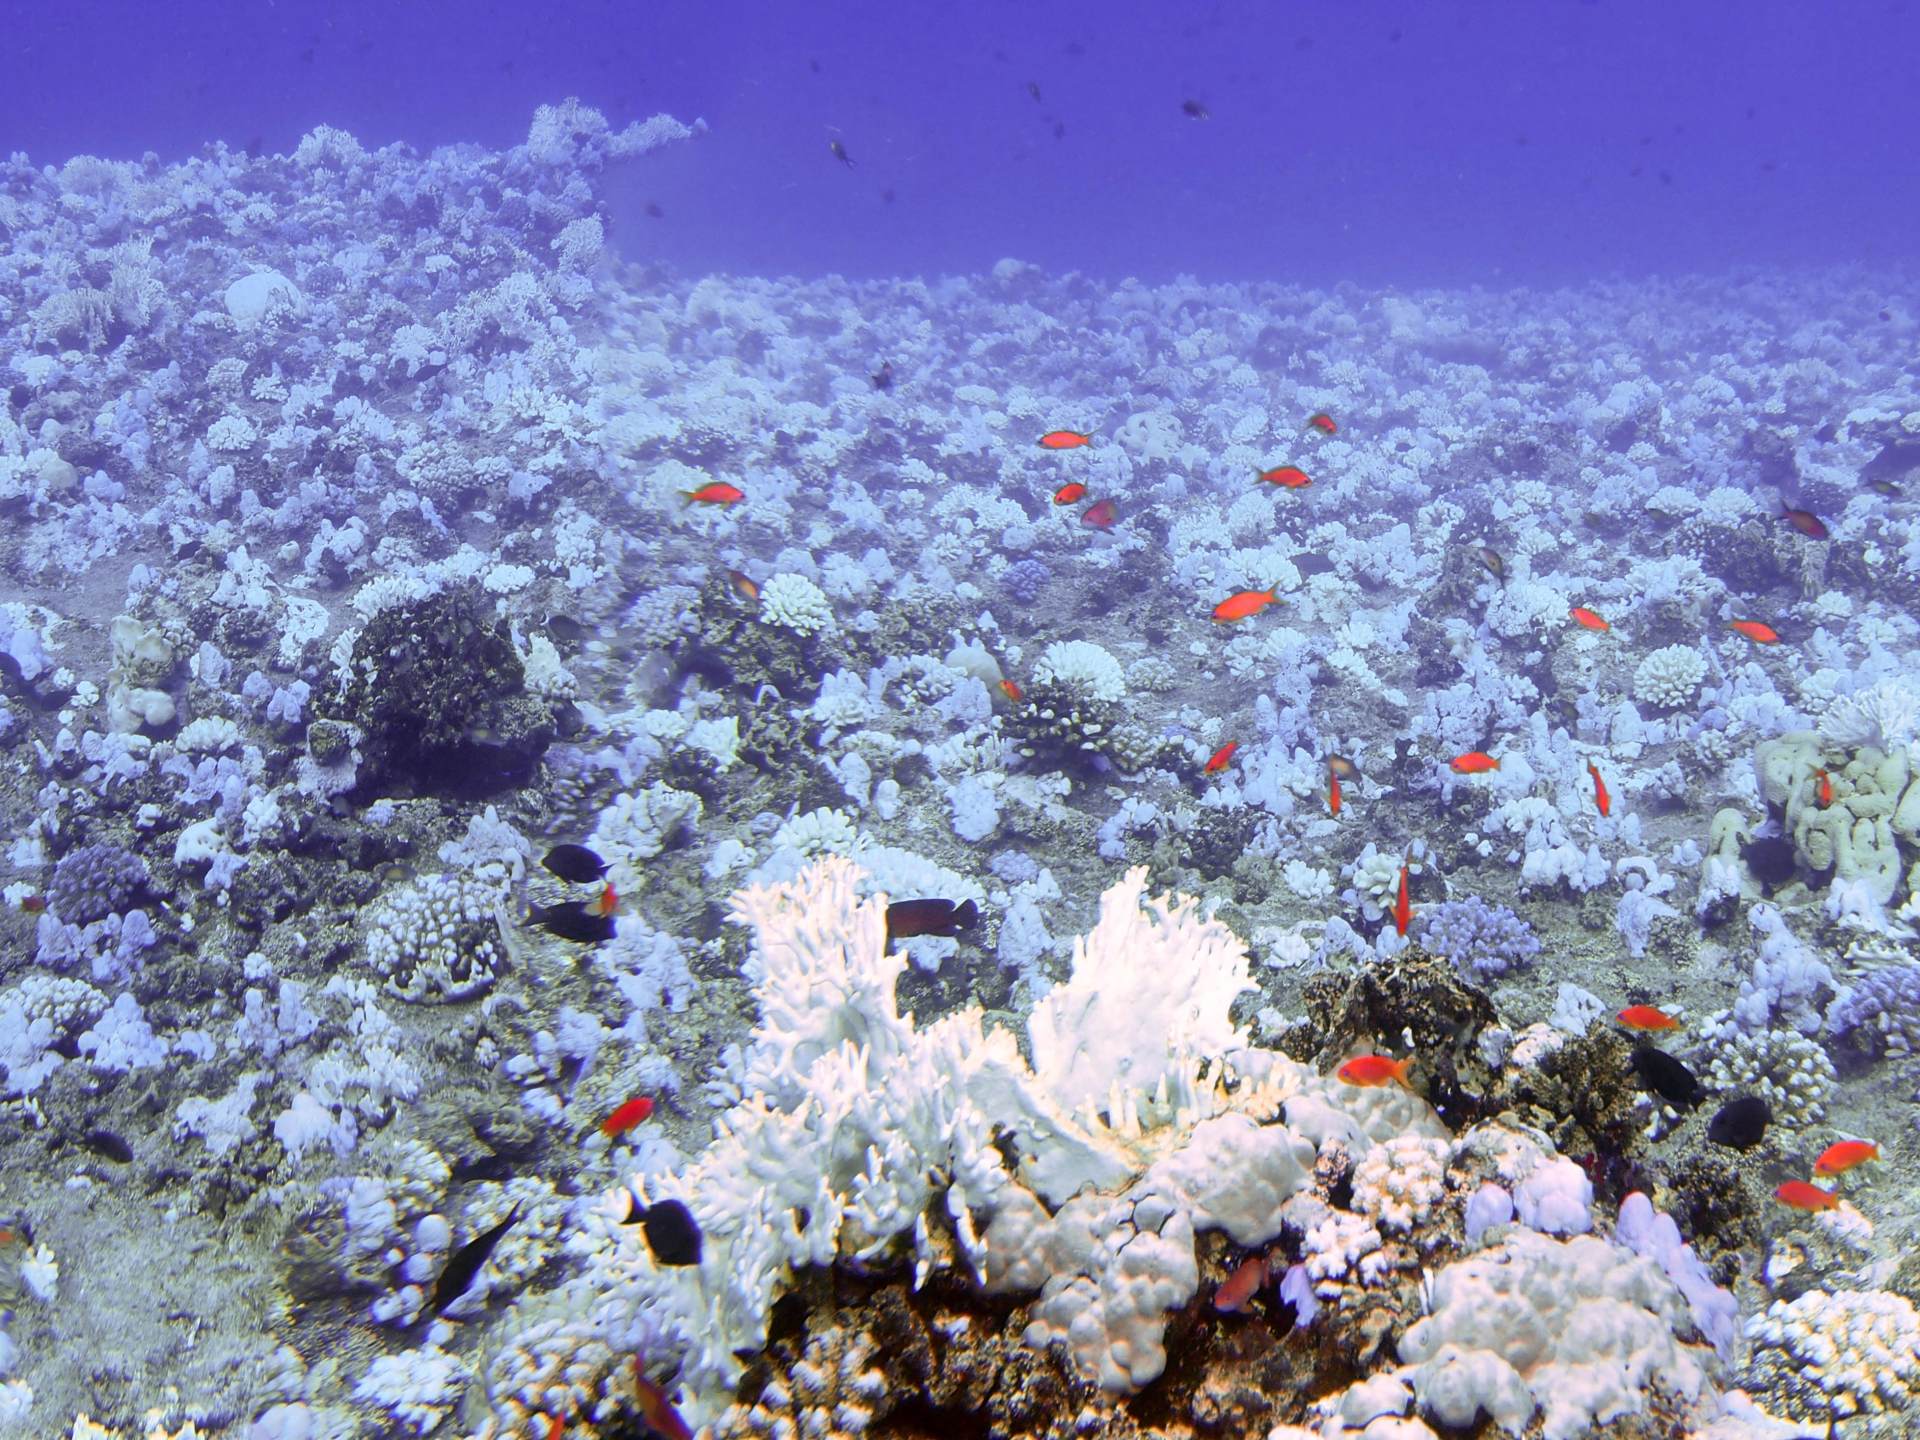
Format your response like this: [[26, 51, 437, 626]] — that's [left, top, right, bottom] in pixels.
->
[[1306, 412, 1337, 435], [1774, 1180, 1840, 1213], [1814, 768, 1833, 809], [1081, 499, 1118, 530], [1204, 741, 1238, 774], [632, 1367, 694, 1440], [1038, 430, 1092, 450], [586, 882, 619, 918], [725, 570, 759, 602], [1588, 763, 1610, 818], [1053, 482, 1088, 505], [601, 1096, 655, 1138], [1256, 464, 1312, 488], [1813, 1140, 1879, 1177], [1570, 606, 1609, 632], [1211, 588, 1279, 623], [682, 482, 744, 506], [999, 678, 1024, 703], [1326, 753, 1359, 780], [1449, 751, 1500, 774], [1617, 1004, 1680, 1032], [1337, 1053, 1416, 1089], [1779, 505, 1829, 539], [1394, 862, 1411, 936], [540, 1415, 565, 1440], [1729, 619, 1780, 645], [1214, 1252, 1270, 1312], [1328, 771, 1342, 817]]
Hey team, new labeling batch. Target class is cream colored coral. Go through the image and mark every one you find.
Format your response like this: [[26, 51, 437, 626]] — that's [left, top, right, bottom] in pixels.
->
[[1745, 1288, 1920, 1420], [759, 572, 835, 637], [1633, 644, 1707, 710], [1352, 1136, 1450, 1234]]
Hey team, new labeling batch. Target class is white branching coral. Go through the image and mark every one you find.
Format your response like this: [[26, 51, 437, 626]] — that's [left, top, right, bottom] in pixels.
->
[[1351, 1136, 1450, 1234], [363, 872, 509, 1003], [758, 573, 835, 637], [1031, 639, 1128, 703], [1821, 679, 1920, 753], [1633, 645, 1708, 710], [1745, 1288, 1920, 1421]]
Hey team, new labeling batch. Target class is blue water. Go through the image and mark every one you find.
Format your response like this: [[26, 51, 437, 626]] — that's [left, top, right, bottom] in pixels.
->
[[9, 0, 1918, 282]]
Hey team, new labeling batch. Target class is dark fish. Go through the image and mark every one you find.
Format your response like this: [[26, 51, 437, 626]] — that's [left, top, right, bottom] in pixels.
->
[[1706, 1095, 1770, 1150], [529, 901, 616, 944], [1326, 753, 1361, 781], [645, 201, 665, 219], [1779, 506, 1829, 540], [1181, 99, 1210, 120], [82, 1128, 133, 1164], [885, 898, 979, 943], [545, 614, 587, 643], [542, 844, 609, 884], [1867, 477, 1901, 497], [871, 361, 894, 392], [829, 138, 855, 167], [1629, 1045, 1701, 1109], [625, 1196, 703, 1266], [430, 1204, 520, 1315], [1863, 439, 1920, 488], [1475, 546, 1507, 584], [1741, 834, 1797, 887], [1027, 80, 1042, 102]]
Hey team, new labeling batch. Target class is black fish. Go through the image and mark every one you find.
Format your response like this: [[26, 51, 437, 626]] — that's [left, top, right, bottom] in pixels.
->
[[885, 898, 979, 943], [542, 843, 609, 884], [430, 1204, 520, 1315], [82, 1128, 133, 1164], [529, 901, 615, 944], [1181, 98, 1210, 120], [1027, 80, 1042, 102], [1629, 1046, 1701, 1109], [1741, 835, 1797, 887], [625, 1196, 703, 1267], [545, 614, 587, 643], [1706, 1095, 1770, 1150], [1475, 546, 1507, 584], [871, 361, 894, 392], [829, 137, 855, 167]]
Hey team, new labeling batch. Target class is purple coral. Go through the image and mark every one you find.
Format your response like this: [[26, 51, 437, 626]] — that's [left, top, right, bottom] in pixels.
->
[[1826, 963, 1920, 1061], [1001, 559, 1052, 604], [47, 843, 150, 925], [1417, 895, 1542, 980]]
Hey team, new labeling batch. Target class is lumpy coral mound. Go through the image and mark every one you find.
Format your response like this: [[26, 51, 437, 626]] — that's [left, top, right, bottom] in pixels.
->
[[332, 585, 555, 797]]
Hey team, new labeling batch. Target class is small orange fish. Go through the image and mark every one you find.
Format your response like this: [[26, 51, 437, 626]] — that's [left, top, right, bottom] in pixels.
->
[[1053, 482, 1088, 505], [1588, 763, 1610, 818], [1211, 588, 1279, 623], [602, 1096, 656, 1138], [999, 678, 1024, 703], [1814, 768, 1833, 809], [1779, 505, 1829, 539], [633, 1366, 694, 1440], [1570, 606, 1610, 632], [1729, 619, 1780, 645], [540, 1414, 565, 1440], [1394, 862, 1410, 936], [1617, 1004, 1680, 1032], [1328, 771, 1342, 817], [682, 481, 744, 506], [1204, 741, 1238, 774], [1813, 1140, 1879, 1177], [1326, 753, 1359, 780], [725, 569, 759, 602], [1774, 1180, 1840, 1213], [16, 895, 45, 913], [1450, 752, 1500, 774], [1337, 1053, 1416, 1089], [1306, 412, 1337, 435], [1214, 1252, 1270, 1312], [1081, 499, 1118, 530], [1038, 430, 1092, 450], [586, 882, 619, 918], [1256, 464, 1312, 488]]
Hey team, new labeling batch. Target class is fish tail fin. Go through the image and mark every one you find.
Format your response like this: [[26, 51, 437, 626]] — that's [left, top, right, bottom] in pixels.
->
[[953, 899, 980, 930], [1393, 1054, 1417, 1089]]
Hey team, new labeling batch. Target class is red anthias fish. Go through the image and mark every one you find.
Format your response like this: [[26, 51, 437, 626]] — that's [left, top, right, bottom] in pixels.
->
[[1081, 499, 1118, 530]]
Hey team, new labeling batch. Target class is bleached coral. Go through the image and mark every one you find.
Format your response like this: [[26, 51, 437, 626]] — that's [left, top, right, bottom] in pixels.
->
[[758, 572, 835, 637], [1633, 644, 1708, 710], [363, 872, 510, 1003], [1031, 639, 1127, 703], [1745, 1288, 1920, 1422], [1821, 679, 1920, 753], [1351, 1136, 1450, 1234]]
